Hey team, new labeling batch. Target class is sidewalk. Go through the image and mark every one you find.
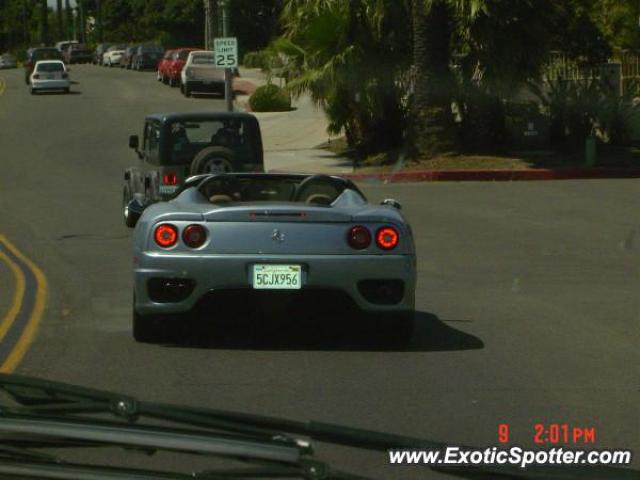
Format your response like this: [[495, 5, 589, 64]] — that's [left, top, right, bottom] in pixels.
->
[[233, 68, 351, 174]]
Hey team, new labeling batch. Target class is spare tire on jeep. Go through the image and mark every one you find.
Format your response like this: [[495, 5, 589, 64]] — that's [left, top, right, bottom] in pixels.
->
[[189, 146, 238, 175]]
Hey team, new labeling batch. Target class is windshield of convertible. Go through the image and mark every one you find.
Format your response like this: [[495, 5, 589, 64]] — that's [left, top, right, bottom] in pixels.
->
[[169, 118, 253, 164], [199, 176, 346, 206]]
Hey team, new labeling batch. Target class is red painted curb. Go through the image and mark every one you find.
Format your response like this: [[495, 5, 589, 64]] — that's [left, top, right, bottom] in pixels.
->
[[268, 168, 640, 182], [340, 168, 640, 182]]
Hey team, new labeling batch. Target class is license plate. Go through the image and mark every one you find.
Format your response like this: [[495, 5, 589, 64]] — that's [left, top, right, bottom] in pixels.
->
[[253, 265, 301, 290]]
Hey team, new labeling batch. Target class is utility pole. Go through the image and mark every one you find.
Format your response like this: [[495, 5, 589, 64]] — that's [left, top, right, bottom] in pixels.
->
[[40, 0, 48, 45], [221, 0, 233, 112], [78, 0, 85, 43], [204, 0, 209, 49], [64, 0, 72, 39], [56, 0, 63, 40], [204, 0, 216, 50]]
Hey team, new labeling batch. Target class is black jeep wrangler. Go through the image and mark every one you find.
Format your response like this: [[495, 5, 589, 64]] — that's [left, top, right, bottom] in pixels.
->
[[123, 112, 264, 227]]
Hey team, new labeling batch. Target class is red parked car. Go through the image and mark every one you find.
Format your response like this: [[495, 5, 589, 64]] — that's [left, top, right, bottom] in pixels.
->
[[158, 47, 200, 87], [156, 49, 176, 82]]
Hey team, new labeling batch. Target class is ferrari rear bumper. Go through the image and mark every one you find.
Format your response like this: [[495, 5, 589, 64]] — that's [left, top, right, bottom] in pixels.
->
[[134, 253, 416, 315]]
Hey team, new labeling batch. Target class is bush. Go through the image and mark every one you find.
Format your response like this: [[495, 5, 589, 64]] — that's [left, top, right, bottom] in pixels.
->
[[249, 84, 291, 112], [242, 51, 269, 69]]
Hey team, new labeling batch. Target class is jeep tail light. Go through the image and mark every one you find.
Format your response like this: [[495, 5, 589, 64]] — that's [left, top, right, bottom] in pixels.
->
[[348, 226, 371, 250], [376, 226, 399, 250], [163, 172, 178, 185], [182, 224, 206, 248], [154, 224, 178, 248]]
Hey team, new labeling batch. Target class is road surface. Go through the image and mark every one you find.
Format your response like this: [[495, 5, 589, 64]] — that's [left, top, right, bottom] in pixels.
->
[[0, 65, 638, 478]]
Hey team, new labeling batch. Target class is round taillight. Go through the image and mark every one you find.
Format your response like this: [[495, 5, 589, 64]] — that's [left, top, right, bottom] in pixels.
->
[[154, 224, 178, 248], [376, 226, 399, 250], [348, 226, 371, 250], [182, 224, 206, 248]]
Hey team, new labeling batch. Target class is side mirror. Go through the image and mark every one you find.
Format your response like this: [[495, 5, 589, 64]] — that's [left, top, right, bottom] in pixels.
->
[[128, 135, 139, 149], [380, 198, 402, 210]]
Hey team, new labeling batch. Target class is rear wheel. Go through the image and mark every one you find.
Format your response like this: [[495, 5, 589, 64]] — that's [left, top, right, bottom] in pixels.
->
[[190, 147, 237, 175], [122, 185, 137, 227], [183, 84, 191, 97], [29, 87, 36, 95], [63, 87, 70, 94], [133, 297, 168, 343]]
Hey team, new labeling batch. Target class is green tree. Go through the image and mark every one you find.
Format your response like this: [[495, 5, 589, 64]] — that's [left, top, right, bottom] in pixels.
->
[[592, 0, 640, 51]]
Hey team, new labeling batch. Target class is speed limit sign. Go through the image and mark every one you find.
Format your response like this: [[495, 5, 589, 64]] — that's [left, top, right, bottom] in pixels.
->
[[214, 37, 238, 68]]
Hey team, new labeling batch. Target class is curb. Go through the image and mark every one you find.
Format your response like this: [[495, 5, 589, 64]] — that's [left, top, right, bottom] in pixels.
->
[[342, 168, 640, 182], [269, 168, 640, 182]]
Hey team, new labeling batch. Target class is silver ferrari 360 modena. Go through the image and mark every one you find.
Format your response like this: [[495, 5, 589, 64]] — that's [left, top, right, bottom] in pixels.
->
[[130, 173, 416, 343]]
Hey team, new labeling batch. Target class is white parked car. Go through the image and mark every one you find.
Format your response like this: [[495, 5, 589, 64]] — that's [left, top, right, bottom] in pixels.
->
[[103, 49, 125, 67], [179, 51, 225, 98], [30, 60, 70, 95]]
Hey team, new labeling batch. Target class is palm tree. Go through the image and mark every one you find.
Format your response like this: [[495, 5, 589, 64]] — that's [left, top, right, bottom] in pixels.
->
[[409, 0, 457, 156], [277, 0, 411, 154], [410, 0, 560, 155]]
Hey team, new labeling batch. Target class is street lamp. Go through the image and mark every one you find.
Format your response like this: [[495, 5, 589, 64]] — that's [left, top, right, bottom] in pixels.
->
[[72, 8, 77, 41]]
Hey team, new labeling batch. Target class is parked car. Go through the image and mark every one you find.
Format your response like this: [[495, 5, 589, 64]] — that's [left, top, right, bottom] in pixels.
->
[[29, 60, 70, 94], [132, 44, 164, 71], [93, 43, 112, 65], [123, 112, 264, 226], [101, 44, 126, 66], [156, 49, 175, 82], [103, 48, 126, 67], [64, 43, 93, 64], [121, 45, 139, 69], [127, 172, 416, 343], [55, 40, 78, 53], [24, 47, 64, 84], [159, 48, 199, 87], [179, 51, 225, 97], [0, 53, 17, 69]]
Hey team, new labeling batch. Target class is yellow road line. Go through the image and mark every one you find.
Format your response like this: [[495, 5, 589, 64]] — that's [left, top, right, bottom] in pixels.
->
[[0, 78, 5, 96], [0, 235, 47, 373], [0, 249, 25, 343]]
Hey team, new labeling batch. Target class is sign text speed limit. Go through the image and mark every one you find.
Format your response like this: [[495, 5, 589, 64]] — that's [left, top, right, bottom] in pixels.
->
[[214, 37, 238, 68]]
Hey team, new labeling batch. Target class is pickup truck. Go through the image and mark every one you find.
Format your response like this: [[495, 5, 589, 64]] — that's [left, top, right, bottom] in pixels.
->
[[179, 50, 225, 97]]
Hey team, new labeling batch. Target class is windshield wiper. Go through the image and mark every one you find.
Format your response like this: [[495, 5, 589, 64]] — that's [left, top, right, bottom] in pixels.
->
[[0, 374, 637, 480]]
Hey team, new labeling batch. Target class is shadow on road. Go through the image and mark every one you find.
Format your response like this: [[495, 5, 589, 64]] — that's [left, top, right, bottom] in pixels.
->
[[157, 310, 483, 353]]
